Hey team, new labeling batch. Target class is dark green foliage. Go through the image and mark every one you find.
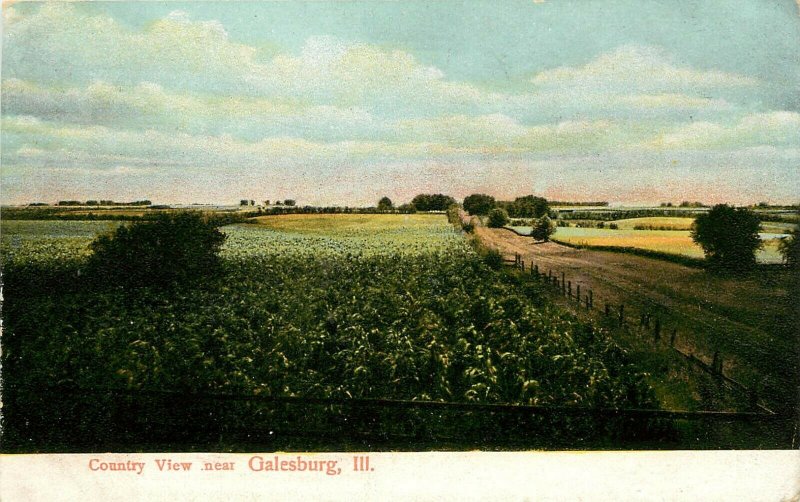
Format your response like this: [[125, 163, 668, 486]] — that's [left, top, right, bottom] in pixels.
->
[[778, 227, 798, 267], [691, 204, 762, 270], [530, 215, 555, 242], [377, 196, 394, 211], [463, 194, 496, 216], [487, 208, 510, 228], [87, 212, 226, 288], [411, 193, 457, 211], [462, 221, 475, 233], [482, 248, 504, 269], [499, 195, 549, 218]]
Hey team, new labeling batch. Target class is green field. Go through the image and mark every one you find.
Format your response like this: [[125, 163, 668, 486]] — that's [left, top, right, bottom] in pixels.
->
[[2, 214, 663, 450]]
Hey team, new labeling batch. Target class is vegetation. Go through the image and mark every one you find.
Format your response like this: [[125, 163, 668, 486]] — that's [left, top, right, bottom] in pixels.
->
[[498, 195, 549, 218], [691, 204, 762, 270], [487, 208, 510, 228], [410, 193, 457, 211], [1, 213, 664, 450], [506, 226, 785, 264], [87, 212, 226, 289], [377, 196, 394, 211], [463, 193, 496, 216], [530, 215, 556, 242], [778, 227, 798, 267]]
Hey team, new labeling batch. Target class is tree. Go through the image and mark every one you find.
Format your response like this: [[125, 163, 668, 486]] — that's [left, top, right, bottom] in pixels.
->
[[463, 193, 496, 216], [502, 195, 549, 218], [530, 215, 555, 242], [691, 204, 762, 270], [487, 208, 510, 228], [778, 227, 799, 267], [377, 196, 394, 211], [411, 194, 457, 211], [283, 199, 296, 207], [88, 212, 226, 288]]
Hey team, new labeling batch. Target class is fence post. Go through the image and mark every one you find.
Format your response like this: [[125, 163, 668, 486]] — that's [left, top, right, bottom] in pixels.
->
[[618, 304, 625, 326], [605, 303, 610, 317], [561, 272, 566, 295], [670, 329, 677, 347], [588, 290, 593, 309], [712, 351, 719, 373], [576, 284, 581, 304], [567, 281, 572, 298], [653, 318, 661, 343], [521, 259, 525, 270], [534, 264, 539, 276]]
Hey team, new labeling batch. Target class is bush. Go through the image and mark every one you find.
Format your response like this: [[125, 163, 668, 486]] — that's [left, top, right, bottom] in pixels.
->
[[87, 212, 226, 288], [691, 204, 762, 270], [530, 216, 556, 242], [778, 227, 798, 267], [483, 248, 504, 269], [462, 221, 475, 233], [487, 208, 510, 228], [463, 194, 496, 216]]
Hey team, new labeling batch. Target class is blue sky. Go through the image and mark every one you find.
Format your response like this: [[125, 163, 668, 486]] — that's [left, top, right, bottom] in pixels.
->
[[2, 1, 799, 205]]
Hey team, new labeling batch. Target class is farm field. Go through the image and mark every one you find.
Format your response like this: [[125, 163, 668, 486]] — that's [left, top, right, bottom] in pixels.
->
[[2, 213, 672, 451], [507, 226, 786, 264], [473, 222, 796, 419], [610, 217, 695, 230]]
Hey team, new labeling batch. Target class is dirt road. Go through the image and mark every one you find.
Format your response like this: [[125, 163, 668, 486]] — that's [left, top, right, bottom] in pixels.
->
[[462, 211, 796, 413]]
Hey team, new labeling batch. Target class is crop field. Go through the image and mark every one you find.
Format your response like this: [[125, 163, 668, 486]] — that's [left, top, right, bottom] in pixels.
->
[[610, 217, 696, 230], [228, 213, 468, 258], [508, 226, 786, 264], [2, 213, 669, 450]]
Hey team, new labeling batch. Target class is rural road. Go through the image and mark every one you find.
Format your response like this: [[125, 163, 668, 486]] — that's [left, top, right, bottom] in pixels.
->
[[460, 210, 796, 413]]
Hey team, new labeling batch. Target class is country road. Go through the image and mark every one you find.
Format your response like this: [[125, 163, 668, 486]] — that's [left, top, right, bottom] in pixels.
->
[[461, 211, 797, 413]]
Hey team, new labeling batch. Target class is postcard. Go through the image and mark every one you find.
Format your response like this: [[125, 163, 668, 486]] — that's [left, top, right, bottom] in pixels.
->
[[1, 1, 798, 500]]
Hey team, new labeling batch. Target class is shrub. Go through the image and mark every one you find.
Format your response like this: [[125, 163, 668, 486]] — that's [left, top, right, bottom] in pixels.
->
[[530, 216, 556, 242], [691, 204, 762, 270], [462, 221, 475, 233], [487, 208, 510, 228], [609, 223, 619, 230], [87, 212, 226, 288], [483, 248, 504, 269], [778, 227, 798, 267]]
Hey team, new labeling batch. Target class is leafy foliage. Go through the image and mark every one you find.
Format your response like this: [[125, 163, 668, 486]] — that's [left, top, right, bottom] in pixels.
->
[[778, 227, 798, 267], [87, 212, 226, 288], [487, 208, 510, 228], [530, 215, 556, 242], [377, 196, 394, 211], [499, 195, 549, 218], [691, 204, 762, 270], [463, 194, 496, 216], [2, 214, 663, 449], [411, 193, 457, 211]]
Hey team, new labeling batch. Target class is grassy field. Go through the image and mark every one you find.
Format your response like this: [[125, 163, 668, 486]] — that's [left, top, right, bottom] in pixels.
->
[[509, 226, 786, 264]]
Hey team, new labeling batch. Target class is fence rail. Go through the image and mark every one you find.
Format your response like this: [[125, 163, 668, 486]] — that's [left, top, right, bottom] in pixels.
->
[[504, 251, 781, 415]]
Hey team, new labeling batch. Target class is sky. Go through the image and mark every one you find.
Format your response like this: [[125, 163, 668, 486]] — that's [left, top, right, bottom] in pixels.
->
[[2, 1, 799, 206]]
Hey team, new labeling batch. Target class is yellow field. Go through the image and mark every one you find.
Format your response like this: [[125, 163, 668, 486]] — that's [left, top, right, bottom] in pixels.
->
[[610, 217, 696, 230], [250, 213, 447, 234], [550, 227, 785, 263]]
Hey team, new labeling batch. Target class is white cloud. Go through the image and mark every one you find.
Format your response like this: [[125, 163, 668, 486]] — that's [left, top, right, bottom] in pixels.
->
[[647, 111, 800, 149], [532, 45, 758, 92]]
